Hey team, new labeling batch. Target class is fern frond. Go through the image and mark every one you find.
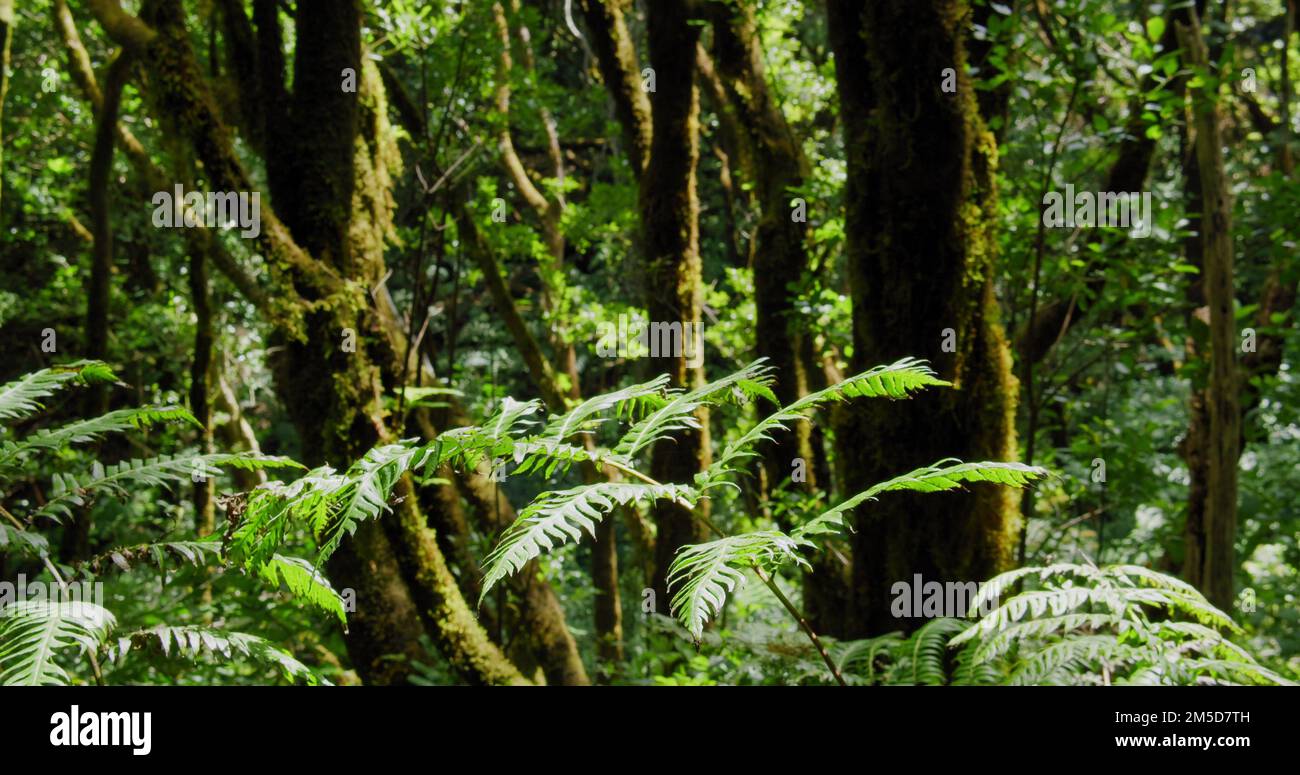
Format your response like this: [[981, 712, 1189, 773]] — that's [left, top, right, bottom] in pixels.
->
[[0, 600, 115, 685], [701, 359, 949, 490], [315, 444, 427, 561], [831, 632, 904, 684], [904, 617, 968, 685], [236, 443, 425, 568], [612, 360, 774, 459], [667, 531, 811, 641], [109, 625, 324, 685], [431, 397, 542, 472], [0, 406, 199, 468], [0, 523, 51, 557], [969, 612, 1127, 661], [90, 539, 225, 574], [1010, 634, 1137, 685], [1175, 658, 1296, 686], [0, 361, 117, 423], [538, 375, 671, 443], [481, 481, 696, 600], [964, 562, 1099, 615], [33, 452, 303, 524], [259, 554, 348, 627], [793, 460, 1050, 539]]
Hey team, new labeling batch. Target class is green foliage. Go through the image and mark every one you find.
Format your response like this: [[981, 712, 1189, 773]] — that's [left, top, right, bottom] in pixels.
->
[[107, 625, 324, 685], [0, 600, 115, 686], [952, 564, 1293, 686], [0, 363, 321, 685], [481, 481, 692, 602]]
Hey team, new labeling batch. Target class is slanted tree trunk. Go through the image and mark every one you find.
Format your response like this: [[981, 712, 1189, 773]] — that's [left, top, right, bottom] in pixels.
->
[[580, 0, 652, 175], [1177, 10, 1240, 610], [91, 0, 528, 685], [827, 0, 1020, 636]]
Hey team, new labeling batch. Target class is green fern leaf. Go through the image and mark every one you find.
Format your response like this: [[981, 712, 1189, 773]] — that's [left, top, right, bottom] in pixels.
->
[[481, 481, 696, 601], [259, 554, 348, 627], [612, 361, 774, 459], [667, 531, 811, 641], [110, 625, 324, 685], [0, 406, 199, 468], [701, 358, 949, 490], [793, 460, 1050, 539], [0, 600, 115, 685], [0, 361, 118, 423]]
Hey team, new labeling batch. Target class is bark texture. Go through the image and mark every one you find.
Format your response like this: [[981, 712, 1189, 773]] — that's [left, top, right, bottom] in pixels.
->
[[827, 0, 1020, 636]]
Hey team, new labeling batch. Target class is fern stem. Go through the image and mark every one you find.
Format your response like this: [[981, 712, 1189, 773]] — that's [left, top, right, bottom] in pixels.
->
[[752, 565, 847, 687], [601, 467, 846, 686]]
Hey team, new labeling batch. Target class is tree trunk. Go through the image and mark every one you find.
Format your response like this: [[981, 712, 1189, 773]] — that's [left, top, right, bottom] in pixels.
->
[[641, 0, 710, 606], [0, 0, 11, 211], [580, 0, 652, 175], [827, 0, 1020, 636], [99, 0, 528, 684], [62, 51, 132, 564], [1177, 11, 1240, 611]]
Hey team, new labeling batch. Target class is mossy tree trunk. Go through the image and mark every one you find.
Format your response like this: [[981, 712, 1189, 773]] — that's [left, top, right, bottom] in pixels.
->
[[640, 0, 711, 605], [92, 0, 528, 685], [1177, 11, 1240, 611], [827, 0, 1020, 636]]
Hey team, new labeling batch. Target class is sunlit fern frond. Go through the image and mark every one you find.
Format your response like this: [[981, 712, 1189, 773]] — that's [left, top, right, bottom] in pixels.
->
[[970, 612, 1127, 663], [792, 460, 1050, 540], [953, 563, 1288, 686], [1010, 634, 1138, 685], [432, 397, 542, 471], [0, 600, 115, 685], [480, 481, 697, 600], [32, 451, 303, 524], [259, 554, 348, 627], [538, 375, 671, 443], [0, 361, 117, 424], [0, 406, 199, 470], [667, 531, 812, 641], [612, 360, 774, 460], [702, 358, 950, 490]]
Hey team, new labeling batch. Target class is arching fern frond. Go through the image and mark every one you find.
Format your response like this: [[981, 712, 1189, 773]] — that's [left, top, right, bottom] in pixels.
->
[[667, 531, 812, 641], [0, 600, 115, 685], [0, 406, 199, 469], [89, 539, 225, 574], [481, 481, 697, 601], [904, 617, 969, 685], [954, 563, 1288, 686], [33, 451, 303, 524], [259, 554, 348, 628], [538, 375, 671, 443], [612, 360, 774, 459], [108, 625, 324, 685], [793, 460, 1050, 539], [0, 361, 117, 423], [700, 358, 949, 491]]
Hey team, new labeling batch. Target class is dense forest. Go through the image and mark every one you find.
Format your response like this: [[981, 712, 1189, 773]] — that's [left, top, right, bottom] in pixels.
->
[[0, 0, 1296, 687]]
